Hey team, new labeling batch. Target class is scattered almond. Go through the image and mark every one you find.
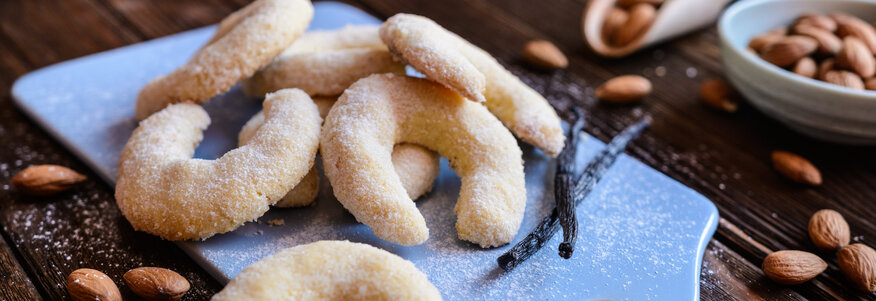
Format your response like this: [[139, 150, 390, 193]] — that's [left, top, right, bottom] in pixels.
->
[[699, 78, 738, 112], [522, 40, 568, 69], [124, 267, 191, 301], [837, 244, 876, 293], [792, 57, 817, 78], [771, 150, 822, 186], [808, 209, 850, 251], [762, 250, 828, 285], [824, 70, 865, 90], [836, 37, 876, 78], [67, 268, 122, 301], [602, 7, 629, 44], [794, 13, 838, 32], [12, 164, 87, 196], [760, 35, 818, 68], [596, 75, 652, 103], [749, 27, 787, 53], [833, 13, 876, 53], [613, 3, 656, 46], [793, 25, 842, 55]]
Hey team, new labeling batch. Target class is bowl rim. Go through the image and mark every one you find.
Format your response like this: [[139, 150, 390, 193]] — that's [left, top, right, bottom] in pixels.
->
[[718, 0, 876, 102]]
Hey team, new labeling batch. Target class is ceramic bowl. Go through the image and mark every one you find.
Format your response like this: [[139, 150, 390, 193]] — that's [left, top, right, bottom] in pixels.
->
[[719, 0, 876, 145]]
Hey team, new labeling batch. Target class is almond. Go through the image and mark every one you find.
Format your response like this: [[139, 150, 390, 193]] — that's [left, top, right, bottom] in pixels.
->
[[749, 27, 787, 53], [762, 250, 827, 285], [792, 57, 817, 78], [771, 150, 822, 186], [833, 13, 876, 54], [67, 268, 122, 301], [793, 13, 838, 32], [596, 75, 652, 103], [808, 209, 850, 251], [793, 24, 842, 55], [522, 40, 568, 69], [837, 37, 876, 78], [760, 35, 818, 68], [602, 7, 629, 45], [612, 3, 656, 46], [699, 78, 738, 112], [124, 267, 191, 301], [824, 70, 865, 90], [817, 58, 836, 80], [617, 0, 664, 8], [12, 164, 87, 196], [865, 77, 876, 90], [837, 244, 876, 293]]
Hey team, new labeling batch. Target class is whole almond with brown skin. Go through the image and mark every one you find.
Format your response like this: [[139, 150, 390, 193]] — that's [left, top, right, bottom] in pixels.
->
[[808, 209, 850, 251], [824, 70, 865, 90], [522, 40, 568, 69], [817, 58, 835, 80], [865, 77, 876, 90], [792, 57, 817, 78], [596, 75, 652, 103], [602, 7, 629, 44], [67, 268, 122, 301], [837, 244, 876, 293], [793, 25, 842, 55], [833, 13, 876, 53], [749, 27, 787, 53], [762, 250, 828, 285], [837, 37, 876, 78], [771, 150, 822, 186], [12, 165, 86, 196], [699, 78, 738, 112], [617, 0, 664, 8], [613, 3, 656, 46], [124, 267, 191, 301], [793, 14, 837, 32], [760, 35, 818, 68]]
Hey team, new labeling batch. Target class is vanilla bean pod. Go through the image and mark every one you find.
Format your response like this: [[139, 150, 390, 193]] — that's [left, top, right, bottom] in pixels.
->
[[557, 108, 586, 259], [497, 116, 651, 271]]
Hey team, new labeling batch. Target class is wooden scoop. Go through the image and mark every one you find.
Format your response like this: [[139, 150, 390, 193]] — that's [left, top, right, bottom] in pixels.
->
[[582, 0, 732, 57]]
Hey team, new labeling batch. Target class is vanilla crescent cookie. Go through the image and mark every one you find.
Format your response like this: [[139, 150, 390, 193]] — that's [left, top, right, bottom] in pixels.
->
[[116, 89, 321, 240], [380, 14, 566, 156], [242, 25, 405, 97], [134, 0, 313, 120], [239, 97, 440, 207], [321, 74, 526, 247], [211, 240, 441, 301]]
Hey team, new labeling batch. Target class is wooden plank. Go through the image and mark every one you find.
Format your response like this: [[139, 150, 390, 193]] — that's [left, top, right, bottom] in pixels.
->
[[0, 232, 42, 300]]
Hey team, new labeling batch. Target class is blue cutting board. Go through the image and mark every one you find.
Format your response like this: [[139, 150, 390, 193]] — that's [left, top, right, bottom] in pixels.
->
[[11, 2, 718, 300]]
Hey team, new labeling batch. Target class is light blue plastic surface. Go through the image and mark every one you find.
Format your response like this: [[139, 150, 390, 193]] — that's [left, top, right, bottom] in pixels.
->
[[11, 2, 718, 300]]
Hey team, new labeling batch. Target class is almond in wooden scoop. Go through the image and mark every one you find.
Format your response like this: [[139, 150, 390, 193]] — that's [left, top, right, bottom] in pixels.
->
[[837, 244, 876, 293], [771, 150, 822, 186], [762, 250, 827, 285], [596, 75, 652, 103], [522, 39, 568, 69], [67, 268, 122, 301], [12, 164, 87, 196], [124, 267, 190, 301], [808, 209, 850, 251]]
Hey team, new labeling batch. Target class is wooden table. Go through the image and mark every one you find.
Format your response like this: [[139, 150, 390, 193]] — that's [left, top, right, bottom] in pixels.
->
[[1, 0, 874, 299]]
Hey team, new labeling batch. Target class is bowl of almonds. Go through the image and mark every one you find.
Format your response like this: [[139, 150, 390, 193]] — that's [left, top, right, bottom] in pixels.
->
[[719, 0, 876, 145]]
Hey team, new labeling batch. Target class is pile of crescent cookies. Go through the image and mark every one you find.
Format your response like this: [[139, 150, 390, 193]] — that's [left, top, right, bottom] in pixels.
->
[[115, 0, 565, 298]]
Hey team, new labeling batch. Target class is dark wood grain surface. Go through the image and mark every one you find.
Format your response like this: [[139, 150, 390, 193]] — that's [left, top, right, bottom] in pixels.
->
[[1, 0, 874, 299]]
